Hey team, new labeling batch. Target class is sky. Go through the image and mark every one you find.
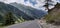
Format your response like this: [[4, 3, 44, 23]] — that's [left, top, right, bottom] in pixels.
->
[[0, 0, 60, 11]]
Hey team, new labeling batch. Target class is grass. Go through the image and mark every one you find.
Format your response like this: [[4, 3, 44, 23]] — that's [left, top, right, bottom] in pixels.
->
[[0, 26, 5, 28], [15, 16, 26, 23]]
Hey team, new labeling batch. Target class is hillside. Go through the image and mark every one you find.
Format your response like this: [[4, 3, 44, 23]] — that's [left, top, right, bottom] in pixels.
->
[[0, 2, 35, 25], [10, 2, 47, 19], [0, 2, 48, 25], [45, 3, 60, 25]]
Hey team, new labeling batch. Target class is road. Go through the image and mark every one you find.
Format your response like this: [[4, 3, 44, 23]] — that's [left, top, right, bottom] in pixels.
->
[[6, 19, 60, 28], [7, 20, 42, 28]]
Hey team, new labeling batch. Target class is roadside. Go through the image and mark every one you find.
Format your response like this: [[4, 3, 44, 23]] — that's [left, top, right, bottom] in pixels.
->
[[38, 19, 60, 28]]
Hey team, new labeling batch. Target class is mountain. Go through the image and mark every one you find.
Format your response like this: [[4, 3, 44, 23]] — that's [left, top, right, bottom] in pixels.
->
[[10, 2, 48, 19], [0, 2, 35, 22], [0, 2, 48, 25], [0, 2, 47, 22]]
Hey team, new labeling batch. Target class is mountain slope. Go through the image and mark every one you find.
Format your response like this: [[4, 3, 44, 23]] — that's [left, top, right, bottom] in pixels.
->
[[10, 2, 48, 19], [0, 2, 47, 22], [0, 2, 35, 23]]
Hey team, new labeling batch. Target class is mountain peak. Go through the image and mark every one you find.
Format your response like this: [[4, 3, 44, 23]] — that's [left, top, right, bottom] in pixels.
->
[[10, 2, 18, 4]]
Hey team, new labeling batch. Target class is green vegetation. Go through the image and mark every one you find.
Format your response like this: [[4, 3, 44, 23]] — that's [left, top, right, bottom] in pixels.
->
[[0, 2, 27, 26], [0, 26, 5, 28], [0, 12, 27, 28], [0, 12, 26, 26], [15, 16, 26, 23], [3, 12, 15, 25], [0, 2, 33, 26]]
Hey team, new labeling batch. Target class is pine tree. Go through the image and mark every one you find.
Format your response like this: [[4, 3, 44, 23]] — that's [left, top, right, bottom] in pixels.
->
[[44, 0, 54, 12], [4, 12, 15, 25]]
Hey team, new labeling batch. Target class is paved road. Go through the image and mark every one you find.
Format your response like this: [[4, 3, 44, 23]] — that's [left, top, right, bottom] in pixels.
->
[[7, 20, 42, 28]]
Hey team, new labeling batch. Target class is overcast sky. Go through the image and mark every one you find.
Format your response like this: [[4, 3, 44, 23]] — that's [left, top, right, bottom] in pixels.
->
[[0, 0, 60, 11]]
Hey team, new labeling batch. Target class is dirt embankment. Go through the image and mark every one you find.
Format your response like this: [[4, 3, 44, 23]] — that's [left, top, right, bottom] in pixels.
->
[[39, 19, 60, 28]]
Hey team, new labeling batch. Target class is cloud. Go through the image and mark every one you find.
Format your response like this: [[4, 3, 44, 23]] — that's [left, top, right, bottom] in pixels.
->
[[29, 0, 37, 5], [0, 0, 45, 7], [57, 0, 60, 3], [24, 1, 33, 7], [0, 0, 3, 1], [3, 0, 17, 3], [49, 5, 55, 9], [48, 0, 60, 9], [0, 0, 60, 11]]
